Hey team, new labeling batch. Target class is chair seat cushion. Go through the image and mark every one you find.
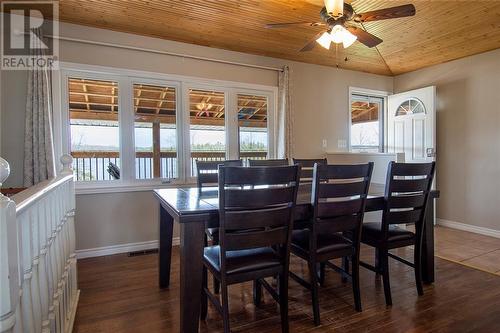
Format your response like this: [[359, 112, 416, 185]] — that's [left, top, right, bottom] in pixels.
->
[[291, 229, 352, 255], [203, 246, 281, 275], [362, 222, 415, 243]]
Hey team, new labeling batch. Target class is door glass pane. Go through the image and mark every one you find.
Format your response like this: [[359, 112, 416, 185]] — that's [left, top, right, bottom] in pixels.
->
[[189, 89, 226, 176], [237, 94, 268, 162], [351, 94, 383, 152], [134, 84, 177, 179], [69, 78, 120, 181], [396, 98, 425, 116]]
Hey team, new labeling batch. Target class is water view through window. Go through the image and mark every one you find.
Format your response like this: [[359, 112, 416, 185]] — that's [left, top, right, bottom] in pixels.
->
[[69, 78, 120, 181], [238, 94, 268, 161], [134, 84, 178, 179]]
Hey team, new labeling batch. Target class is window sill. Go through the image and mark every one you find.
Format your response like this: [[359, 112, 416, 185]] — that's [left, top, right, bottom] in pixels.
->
[[75, 180, 196, 195]]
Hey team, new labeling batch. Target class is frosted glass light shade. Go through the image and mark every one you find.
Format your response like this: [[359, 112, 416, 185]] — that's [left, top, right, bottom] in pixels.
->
[[316, 31, 332, 49]]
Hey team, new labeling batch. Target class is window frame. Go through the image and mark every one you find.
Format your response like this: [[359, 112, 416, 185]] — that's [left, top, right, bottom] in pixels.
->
[[234, 88, 275, 161], [348, 87, 389, 153], [53, 62, 278, 194]]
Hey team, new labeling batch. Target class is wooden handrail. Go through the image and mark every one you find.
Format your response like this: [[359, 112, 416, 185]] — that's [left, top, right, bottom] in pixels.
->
[[12, 174, 73, 214]]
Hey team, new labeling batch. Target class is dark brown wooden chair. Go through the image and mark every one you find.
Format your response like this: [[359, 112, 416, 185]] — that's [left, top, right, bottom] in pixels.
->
[[201, 165, 300, 333], [290, 163, 373, 325], [292, 158, 327, 183], [360, 161, 436, 306], [196, 160, 243, 189], [196, 159, 243, 293], [248, 158, 289, 167]]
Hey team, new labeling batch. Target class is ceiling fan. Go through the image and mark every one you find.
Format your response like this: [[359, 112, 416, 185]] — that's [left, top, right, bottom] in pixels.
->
[[265, 0, 416, 51]]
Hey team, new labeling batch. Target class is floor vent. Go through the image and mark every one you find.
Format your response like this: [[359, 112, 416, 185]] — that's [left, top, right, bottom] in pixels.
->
[[128, 248, 159, 257]]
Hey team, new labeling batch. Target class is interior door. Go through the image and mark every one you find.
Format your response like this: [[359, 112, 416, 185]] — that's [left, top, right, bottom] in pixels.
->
[[387, 86, 436, 164]]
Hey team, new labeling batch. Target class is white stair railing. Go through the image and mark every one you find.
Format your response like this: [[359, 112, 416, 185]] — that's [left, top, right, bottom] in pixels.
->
[[0, 155, 79, 333]]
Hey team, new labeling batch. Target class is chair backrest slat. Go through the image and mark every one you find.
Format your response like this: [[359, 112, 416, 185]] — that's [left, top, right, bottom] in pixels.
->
[[224, 207, 291, 230], [386, 209, 422, 224], [311, 163, 373, 239], [318, 181, 367, 198], [314, 215, 359, 234], [248, 159, 289, 167], [218, 165, 300, 254], [321, 164, 373, 179], [383, 161, 436, 227], [224, 166, 297, 185], [391, 178, 429, 192], [293, 158, 327, 182], [387, 194, 426, 209], [316, 198, 364, 218], [196, 159, 242, 188], [224, 227, 288, 251], [225, 187, 296, 209]]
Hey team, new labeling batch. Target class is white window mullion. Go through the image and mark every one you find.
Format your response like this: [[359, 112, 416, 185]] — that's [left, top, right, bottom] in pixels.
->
[[267, 91, 277, 159], [226, 89, 239, 160], [180, 82, 191, 182], [119, 78, 135, 181]]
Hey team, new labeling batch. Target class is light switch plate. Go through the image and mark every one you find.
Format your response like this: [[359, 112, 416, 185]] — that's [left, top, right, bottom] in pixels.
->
[[322, 139, 327, 148]]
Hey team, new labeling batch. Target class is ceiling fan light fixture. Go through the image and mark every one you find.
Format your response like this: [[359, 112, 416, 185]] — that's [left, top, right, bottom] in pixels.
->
[[342, 30, 357, 48], [316, 31, 332, 49], [329, 25, 345, 44], [324, 0, 344, 18], [329, 25, 357, 48]]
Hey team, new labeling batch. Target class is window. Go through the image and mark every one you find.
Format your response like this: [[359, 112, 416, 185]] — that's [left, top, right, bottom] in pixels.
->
[[189, 89, 226, 176], [237, 94, 268, 162], [396, 98, 425, 116], [350, 93, 384, 153], [60, 65, 276, 189], [68, 78, 120, 181], [134, 84, 178, 179]]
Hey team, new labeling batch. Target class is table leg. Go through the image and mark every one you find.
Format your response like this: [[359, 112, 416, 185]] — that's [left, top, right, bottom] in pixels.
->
[[159, 203, 174, 289], [422, 197, 435, 284], [179, 219, 206, 333]]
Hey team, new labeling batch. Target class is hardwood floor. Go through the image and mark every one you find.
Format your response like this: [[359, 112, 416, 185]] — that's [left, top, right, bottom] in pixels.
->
[[435, 226, 500, 275], [74, 245, 500, 333]]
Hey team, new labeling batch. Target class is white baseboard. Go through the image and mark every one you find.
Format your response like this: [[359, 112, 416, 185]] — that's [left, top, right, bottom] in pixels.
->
[[76, 237, 180, 259], [437, 219, 500, 239]]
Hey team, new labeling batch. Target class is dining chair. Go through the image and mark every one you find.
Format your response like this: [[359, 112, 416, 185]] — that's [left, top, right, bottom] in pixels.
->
[[290, 162, 373, 325], [201, 165, 300, 333], [196, 159, 243, 293], [360, 161, 436, 306], [248, 158, 289, 167], [292, 158, 327, 183], [196, 159, 243, 189]]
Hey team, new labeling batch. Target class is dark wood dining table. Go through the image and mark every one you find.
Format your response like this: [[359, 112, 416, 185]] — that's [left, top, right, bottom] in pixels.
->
[[154, 185, 439, 333]]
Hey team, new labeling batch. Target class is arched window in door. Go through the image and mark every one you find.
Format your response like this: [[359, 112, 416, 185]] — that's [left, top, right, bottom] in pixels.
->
[[396, 98, 426, 116]]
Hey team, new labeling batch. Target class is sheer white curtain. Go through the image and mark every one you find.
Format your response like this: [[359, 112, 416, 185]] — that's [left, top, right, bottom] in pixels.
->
[[276, 65, 293, 158], [23, 28, 56, 186]]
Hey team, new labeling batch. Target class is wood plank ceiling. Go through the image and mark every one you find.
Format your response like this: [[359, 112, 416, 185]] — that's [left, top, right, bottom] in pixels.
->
[[56, 0, 500, 76]]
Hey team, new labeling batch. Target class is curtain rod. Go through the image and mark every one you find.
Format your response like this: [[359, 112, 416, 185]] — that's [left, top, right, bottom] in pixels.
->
[[43, 34, 284, 72]]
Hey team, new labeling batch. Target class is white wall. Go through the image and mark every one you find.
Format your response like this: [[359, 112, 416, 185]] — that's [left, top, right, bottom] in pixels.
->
[[394, 48, 500, 232], [1, 21, 394, 251]]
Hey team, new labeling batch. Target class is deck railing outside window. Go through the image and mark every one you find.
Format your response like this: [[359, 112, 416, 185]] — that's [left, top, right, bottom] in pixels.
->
[[71, 151, 267, 181]]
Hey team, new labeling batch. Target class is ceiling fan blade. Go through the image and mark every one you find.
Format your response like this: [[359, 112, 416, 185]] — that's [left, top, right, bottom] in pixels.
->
[[300, 31, 327, 52], [354, 4, 416, 23], [265, 22, 325, 29], [346, 26, 382, 48]]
